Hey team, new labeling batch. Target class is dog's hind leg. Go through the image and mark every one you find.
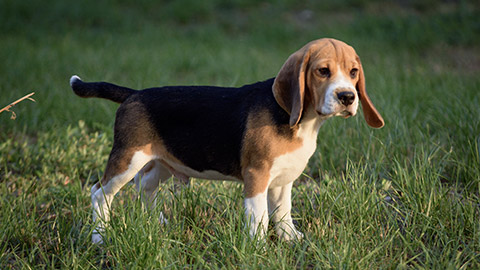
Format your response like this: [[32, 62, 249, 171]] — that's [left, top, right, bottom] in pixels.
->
[[91, 148, 154, 244], [134, 160, 172, 224]]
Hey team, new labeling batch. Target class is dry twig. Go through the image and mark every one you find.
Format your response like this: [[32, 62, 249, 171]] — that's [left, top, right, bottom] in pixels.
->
[[0, 92, 36, 120]]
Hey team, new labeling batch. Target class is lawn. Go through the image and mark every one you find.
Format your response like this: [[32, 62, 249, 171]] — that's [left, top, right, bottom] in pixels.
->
[[1, 0, 479, 268]]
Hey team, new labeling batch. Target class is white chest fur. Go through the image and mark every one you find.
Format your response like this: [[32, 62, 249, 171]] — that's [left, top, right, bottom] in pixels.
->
[[268, 115, 324, 188]]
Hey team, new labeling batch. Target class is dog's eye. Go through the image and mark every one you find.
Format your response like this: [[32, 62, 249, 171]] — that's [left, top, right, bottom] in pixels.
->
[[319, 68, 331, 78], [350, 68, 358, 78]]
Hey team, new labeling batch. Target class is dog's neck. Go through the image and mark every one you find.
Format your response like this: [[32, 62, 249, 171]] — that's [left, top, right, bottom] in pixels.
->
[[297, 106, 325, 141]]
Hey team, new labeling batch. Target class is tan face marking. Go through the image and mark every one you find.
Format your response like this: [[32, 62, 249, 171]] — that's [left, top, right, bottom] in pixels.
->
[[273, 38, 383, 128], [305, 41, 360, 117]]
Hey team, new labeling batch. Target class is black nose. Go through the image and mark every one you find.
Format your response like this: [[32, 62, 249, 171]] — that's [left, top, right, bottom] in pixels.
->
[[337, 91, 355, 106]]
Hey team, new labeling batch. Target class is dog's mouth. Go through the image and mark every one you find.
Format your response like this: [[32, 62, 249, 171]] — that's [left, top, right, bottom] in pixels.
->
[[316, 109, 355, 118], [339, 110, 353, 118]]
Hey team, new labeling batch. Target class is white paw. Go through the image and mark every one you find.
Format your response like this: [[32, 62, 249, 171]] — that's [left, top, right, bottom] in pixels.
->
[[291, 228, 304, 240], [92, 230, 104, 244], [277, 225, 304, 241]]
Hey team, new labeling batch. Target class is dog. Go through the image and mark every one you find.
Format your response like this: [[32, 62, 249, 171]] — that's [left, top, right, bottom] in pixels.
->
[[70, 38, 384, 244]]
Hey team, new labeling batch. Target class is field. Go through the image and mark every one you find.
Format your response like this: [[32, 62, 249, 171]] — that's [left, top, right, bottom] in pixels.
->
[[1, 0, 480, 268]]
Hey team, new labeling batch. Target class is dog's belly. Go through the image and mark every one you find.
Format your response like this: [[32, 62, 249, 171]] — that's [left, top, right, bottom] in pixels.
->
[[161, 158, 241, 182]]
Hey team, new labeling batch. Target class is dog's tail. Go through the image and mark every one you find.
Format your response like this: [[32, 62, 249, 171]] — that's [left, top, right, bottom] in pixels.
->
[[70, 75, 136, 104]]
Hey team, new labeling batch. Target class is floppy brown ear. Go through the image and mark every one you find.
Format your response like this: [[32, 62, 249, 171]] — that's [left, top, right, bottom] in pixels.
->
[[356, 55, 385, 128], [272, 48, 310, 127]]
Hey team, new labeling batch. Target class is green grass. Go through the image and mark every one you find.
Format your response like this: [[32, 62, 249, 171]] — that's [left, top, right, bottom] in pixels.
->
[[1, 0, 480, 268]]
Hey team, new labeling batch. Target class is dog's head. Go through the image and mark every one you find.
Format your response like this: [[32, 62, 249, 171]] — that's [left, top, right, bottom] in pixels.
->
[[273, 38, 384, 128]]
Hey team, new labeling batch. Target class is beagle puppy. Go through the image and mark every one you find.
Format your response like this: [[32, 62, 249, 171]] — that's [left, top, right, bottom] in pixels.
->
[[70, 38, 384, 244]]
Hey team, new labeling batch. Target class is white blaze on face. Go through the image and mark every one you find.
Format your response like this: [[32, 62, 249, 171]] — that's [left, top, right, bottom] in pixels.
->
[[319, 65, 359, 116]]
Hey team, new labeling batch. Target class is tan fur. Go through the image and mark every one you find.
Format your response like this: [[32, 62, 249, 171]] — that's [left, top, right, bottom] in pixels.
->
[[143, 142, 192, 182], [355, 56, 384, 128], [304, 41, 357, 110], [241, 110, 303, 197], [100, 148, 135, 186], [272, 44, 310, 126], [241, 39, 384, 197], [274, 38, 384, 128], [85, 38, 384, 243]]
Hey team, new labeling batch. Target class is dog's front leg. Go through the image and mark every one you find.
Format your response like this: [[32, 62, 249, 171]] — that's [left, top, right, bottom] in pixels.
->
[[244, 189, 269, 239], [268, 182, 303, 241]]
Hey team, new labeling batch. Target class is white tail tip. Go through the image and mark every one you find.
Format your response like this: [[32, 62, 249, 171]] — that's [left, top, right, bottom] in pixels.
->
[[70, 75, 81, 86]]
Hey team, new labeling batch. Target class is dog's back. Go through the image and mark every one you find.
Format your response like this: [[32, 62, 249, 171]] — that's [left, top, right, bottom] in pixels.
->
[[70, 76, 291, 177]]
